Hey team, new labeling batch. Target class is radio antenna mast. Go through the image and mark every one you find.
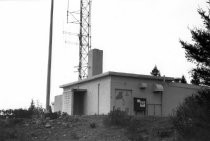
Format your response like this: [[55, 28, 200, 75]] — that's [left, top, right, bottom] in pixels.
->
[[67, 0, 92, 80], [46, 0, 54, 112]]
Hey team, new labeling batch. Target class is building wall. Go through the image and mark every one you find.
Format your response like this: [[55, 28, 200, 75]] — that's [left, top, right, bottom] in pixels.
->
[[61, 74, 199, 116], [110, 76, 199, 116], [63, 76, 111, 115], [162, 83, 199, 116], [110, 76, 164, 116], [62, 90, 73, 115], [53, 95, 63, 112]]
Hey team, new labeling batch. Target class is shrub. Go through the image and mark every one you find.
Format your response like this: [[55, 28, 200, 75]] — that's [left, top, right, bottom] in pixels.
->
[[44, 111, 61, 119], [60, 112, 71, 121], [0, 126, 29, 141], [0, 105, 44, 120], [0, 109, 32, 119], [103, 109, 130, 127], [126, 118, 145, 141], [71, 132, 80, 140], [90, 122, 96, 128], [172, 89, 210, 140], [13, 109, 32, 119], [154, 127, 173, 138], [27, 99, 45, 119]]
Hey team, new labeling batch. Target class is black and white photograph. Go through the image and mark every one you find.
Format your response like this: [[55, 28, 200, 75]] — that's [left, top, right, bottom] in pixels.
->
[[0, 0, 209, 140]]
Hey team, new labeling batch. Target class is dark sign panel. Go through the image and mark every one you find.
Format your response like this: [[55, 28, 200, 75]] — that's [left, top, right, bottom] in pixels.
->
[[134, 98, 146, 111]]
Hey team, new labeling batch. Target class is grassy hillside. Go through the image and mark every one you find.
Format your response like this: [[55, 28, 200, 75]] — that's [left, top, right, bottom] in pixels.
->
[[0, 115, 176, 141]]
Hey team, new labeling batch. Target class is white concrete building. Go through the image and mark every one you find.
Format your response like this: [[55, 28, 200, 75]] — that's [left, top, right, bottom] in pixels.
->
[[53, 95, 63, 112], [54, 49, 200, 116]]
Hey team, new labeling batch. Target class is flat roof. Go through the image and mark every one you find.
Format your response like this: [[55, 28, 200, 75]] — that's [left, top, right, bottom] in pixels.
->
[[60, 71, 175, 88]]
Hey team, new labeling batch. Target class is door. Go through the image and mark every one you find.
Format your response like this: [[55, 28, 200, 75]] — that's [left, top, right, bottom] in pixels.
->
[[73, 92, 85, 115]]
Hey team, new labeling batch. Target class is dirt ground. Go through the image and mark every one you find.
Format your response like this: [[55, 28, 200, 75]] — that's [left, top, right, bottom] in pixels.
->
[[17, 116, 129, 141]]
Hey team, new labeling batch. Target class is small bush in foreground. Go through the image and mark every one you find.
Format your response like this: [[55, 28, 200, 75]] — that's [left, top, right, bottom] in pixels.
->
[[0, 126, 29, 141], [126, 118, 146, 141], [90, 122, 96, 128], [44, 111, 61, 119], [172, 89, 210, 141], [103, 109, 131, 127]]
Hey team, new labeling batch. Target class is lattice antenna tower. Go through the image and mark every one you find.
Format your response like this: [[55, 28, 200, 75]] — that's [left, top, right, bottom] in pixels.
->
[[67, 0, 92, 80]]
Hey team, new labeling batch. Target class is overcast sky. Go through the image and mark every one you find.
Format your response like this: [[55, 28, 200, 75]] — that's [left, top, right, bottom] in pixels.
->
[[0, 0, 207, 109]]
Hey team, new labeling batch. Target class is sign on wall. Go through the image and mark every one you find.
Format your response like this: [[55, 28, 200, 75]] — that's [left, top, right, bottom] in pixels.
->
[[134, 98, 146, 111]]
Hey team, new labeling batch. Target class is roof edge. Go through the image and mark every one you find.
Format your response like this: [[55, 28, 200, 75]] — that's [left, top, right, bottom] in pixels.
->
[[60, 71, 111, 88], [60, 71, 175, 88]]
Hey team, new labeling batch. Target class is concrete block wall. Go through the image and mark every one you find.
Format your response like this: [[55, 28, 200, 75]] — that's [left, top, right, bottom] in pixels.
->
[[62, 90, 73, 115], [63, 76, 111, 115]]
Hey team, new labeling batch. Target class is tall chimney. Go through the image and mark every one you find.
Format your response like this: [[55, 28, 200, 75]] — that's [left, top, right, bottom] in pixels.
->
[[88, 49, 103, 78]]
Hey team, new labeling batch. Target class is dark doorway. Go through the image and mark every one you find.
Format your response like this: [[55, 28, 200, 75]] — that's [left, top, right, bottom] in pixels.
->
[[73, 91, 85, 115]]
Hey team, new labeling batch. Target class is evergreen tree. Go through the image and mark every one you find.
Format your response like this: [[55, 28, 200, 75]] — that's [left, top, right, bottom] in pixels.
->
[[151, 65, 161, 77], [180, 1, 210, 86], [191, 71, 201, 85], [181, 75, 187, 84], [28, 99, 35, 113]]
